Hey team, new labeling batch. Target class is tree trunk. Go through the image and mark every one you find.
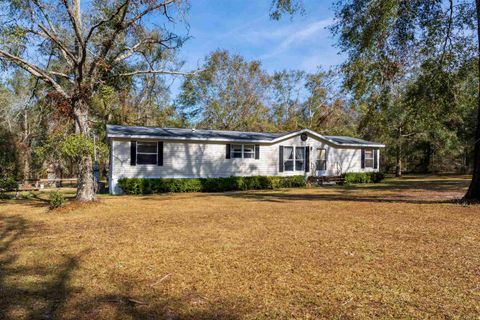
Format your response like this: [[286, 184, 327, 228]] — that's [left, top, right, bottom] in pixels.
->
[[395, 128, 402, 177], [23, 153, 30, 183], [464, 0, 480, 200], [74, 100, 96, 201], [395, 144, 402, 177]]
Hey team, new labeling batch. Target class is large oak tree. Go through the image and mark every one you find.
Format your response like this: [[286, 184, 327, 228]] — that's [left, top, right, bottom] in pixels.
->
[[0, 0, 187, 201]]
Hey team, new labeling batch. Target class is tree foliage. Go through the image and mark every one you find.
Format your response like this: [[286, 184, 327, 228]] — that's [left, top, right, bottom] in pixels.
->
[[0, 0, 189, 201], [333, 0, 478, 175], [179, 50, 272, 131], [180, 50, 354, 135]]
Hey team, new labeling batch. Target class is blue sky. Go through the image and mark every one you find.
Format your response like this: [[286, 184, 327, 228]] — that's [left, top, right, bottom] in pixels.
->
[[168, 0, 343, 96]]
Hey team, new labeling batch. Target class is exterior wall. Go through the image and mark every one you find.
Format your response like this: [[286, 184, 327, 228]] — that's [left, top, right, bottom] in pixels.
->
[[109, 133, 380, 194]]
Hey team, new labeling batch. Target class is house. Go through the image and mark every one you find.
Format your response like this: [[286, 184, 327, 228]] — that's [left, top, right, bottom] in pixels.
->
[[106, 125, 385, 194]]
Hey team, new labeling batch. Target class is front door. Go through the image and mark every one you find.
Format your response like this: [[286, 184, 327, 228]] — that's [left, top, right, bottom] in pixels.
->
[[315, 148, 327, 176]]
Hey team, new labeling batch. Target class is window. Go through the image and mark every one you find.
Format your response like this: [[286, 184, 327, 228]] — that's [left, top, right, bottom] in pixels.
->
[[364, 149, 374, 168], [316, 148, 327, 171], [232, 144, 243, 158], [283, 146, 306, 171], [295, 147, 305, 171], [243, 145, 255, 158], [230, 144, 256, 159], [137, 141, 157, 165], [284, 147, 294, 171]]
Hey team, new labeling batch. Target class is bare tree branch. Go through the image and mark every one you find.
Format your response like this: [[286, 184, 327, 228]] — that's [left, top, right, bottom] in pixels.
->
[[440, 0, 454, 64], [116, 69, 189, 77], [0, 50, 69, 98], [38, 24, 78, 64], [87, 0, 178, 80], [113, 36, 176, 62], [30, 0, 75, 66], [61, 0, 85, 51], [84, 0, 130, 45], [87, 0, 131, 79], [47, 70, 74, 83], [124, 0, 176, 28]]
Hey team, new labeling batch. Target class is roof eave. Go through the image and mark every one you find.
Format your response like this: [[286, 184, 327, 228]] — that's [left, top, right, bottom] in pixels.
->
[[270, 129, 385, 147], [107, 128, 386, 147], [106, 133, 276, 144], [336, 143, 386, 148]]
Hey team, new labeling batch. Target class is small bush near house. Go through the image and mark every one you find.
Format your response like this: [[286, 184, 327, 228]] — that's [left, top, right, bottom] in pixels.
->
[[343, 172, 385, 184], [20, 191, 35, 200], [0, 176, 17, 199], [369, 172, 385, 183], [49, 191, 66, 210], [0, 176, 18, 193], [118, 176, 306, 195]]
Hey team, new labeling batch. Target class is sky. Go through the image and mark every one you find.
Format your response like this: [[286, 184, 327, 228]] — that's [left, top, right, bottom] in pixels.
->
[[168, 0, 343, 97]]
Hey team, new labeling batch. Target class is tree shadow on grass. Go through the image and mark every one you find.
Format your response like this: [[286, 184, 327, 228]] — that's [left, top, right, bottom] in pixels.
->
[[0, 214, 81, 320], [223, 177, 468, 205], [363, 178, 469, 192], [0, 190, 80, 210], [0, 215, 251, 319], [226, 191, 458, 205], [69, 292, 248, 320]]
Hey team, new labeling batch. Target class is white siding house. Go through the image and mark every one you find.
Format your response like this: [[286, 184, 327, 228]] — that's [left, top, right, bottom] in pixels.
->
[[107, 125, 385, 194]]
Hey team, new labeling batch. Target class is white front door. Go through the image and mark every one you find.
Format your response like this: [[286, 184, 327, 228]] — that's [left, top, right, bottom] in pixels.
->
[[315, 148, 327, 176]]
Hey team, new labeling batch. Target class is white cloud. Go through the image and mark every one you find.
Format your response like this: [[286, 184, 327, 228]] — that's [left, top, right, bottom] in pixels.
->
[[259, 18, 333, 59], [299, 51, 343, 72]]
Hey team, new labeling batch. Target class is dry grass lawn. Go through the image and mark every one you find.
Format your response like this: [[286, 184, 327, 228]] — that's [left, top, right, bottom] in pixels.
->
[[0, 175, 479, 319]]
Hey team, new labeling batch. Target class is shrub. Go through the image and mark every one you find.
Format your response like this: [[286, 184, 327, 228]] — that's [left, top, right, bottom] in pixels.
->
[[369, 172, 385, 183], [49, 191, 66, 210], [118, 176, 306, 195], [278, 175, 307, 188], [20, 191, 35, 200], [0, 176, 18, 193], [344, 172, 370, 184], [343, 172, 385, 184]]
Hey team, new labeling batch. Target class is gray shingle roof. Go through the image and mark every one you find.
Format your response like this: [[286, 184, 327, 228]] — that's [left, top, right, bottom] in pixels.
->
[[107, 124, 384, 147], [324, 136, 381, 146], [107, 124, 286, 142]]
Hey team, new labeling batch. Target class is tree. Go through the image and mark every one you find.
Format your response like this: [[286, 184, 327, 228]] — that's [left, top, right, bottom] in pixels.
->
[[0, 71, 50, 181], [332, 0, 479, 188], [179, 50, 273, 131], [0, 0, 187, 201], [464, 0, 480, 200], [269, 70, 305, 131], [302, 69, 355, 136], [269, 69, 354, 135]]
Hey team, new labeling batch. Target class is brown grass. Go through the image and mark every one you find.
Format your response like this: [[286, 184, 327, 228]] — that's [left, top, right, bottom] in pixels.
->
[[0, 175, 479, 319]]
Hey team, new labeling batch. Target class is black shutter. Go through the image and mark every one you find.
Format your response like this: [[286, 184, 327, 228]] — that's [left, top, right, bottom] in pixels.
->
[[226, 144, 231, 159], [158, 141, 163, 166], [130, 141, 136, 166], [305, 147, 310, 172], [374, 149, 378, 169], [255, 145, 260, 159], [279, 146, 284, 172], [361, 148, 365, 169], [325, 148, 328, 170]]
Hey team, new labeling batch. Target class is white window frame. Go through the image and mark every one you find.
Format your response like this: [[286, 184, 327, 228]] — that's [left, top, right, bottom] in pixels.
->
[[295, 146, 306, 171], [283, 146, 294, 171], [316, 148, 327, 171], [231, 144, 256, 159], [137, 141, 158, 165], [243, 144, 255, 159], [231, 144, 243, 158], [283, 146, 306, 172], [364, 149, 374, 168]]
